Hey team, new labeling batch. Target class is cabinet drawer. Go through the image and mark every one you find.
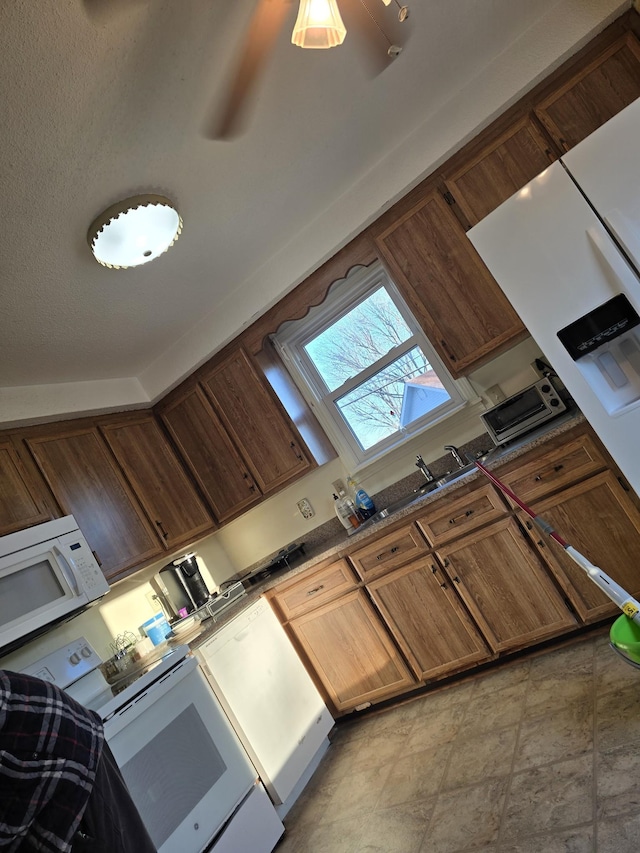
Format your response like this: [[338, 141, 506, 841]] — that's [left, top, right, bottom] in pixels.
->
[[348, 522, 429, 581], [496, 433, 607, 505], [416, 483, 508, 547], [270, 559, 357, 620]]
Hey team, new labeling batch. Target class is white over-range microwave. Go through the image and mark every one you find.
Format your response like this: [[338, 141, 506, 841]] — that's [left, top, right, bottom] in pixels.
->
[[0, 515, 109, 655]]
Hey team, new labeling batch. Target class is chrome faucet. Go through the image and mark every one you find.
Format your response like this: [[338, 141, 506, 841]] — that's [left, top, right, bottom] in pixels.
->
[[415, 454, 435, 482], [444, 445, 465, 468]]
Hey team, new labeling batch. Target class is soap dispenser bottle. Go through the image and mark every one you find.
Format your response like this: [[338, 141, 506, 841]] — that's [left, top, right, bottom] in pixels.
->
[[333, 492, 361, 531], [347, 477, 376, 519]]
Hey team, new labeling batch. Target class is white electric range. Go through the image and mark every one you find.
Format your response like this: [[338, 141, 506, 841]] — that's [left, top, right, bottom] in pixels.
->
[[21, 637, 284, 853]]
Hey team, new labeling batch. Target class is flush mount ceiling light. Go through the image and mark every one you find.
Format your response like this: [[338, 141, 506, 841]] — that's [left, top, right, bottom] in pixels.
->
[[87, 194, 182, 269]]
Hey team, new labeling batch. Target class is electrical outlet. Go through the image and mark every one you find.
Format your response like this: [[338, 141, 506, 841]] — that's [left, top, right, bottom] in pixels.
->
[[145, 591, 159, 613], [297, 498, 315, 519], [485, 384, 506, 405], [332, 479, 346, 495]]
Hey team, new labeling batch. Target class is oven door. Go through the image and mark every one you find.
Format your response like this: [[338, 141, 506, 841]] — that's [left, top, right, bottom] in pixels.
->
[[103, 656, 256, 853]]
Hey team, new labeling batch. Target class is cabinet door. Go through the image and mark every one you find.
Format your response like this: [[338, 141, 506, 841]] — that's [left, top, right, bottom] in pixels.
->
[[0, 439, 52, 535], [202, 348, 311, 494], [444, 115, 556, 226], [100, 415, 214, 550], [534, 32, 640, 152], [436, 517, 576, 653], [289, 589, 415, 713], [348, 522, 429, 582], [159, 385, 261, 523], [368, 558, 491, 681], [25, 428, 161, 581], [375, 190, 526, 376], [521, 471, 640, 625]]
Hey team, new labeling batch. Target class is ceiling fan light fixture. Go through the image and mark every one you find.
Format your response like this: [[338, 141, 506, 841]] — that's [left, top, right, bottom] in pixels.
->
[[291, 0, 347, 49], [87, 194, 182, 269]]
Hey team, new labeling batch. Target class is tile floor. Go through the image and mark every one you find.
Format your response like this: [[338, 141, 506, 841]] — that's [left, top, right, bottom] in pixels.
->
[[276, 627, 640, 852]]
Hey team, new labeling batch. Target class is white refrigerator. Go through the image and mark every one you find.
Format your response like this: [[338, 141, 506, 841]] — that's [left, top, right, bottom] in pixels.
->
[[468, 96, 640, 496], [195, 597, 334, 819]]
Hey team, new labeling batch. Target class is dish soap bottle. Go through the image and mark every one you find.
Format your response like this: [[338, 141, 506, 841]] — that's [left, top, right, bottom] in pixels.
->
[[347, 477, 376, 519], [333, 492, 361, 531]]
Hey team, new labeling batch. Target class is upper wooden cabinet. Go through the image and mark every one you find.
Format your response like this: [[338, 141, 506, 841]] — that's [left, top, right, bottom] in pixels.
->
[[0, 439, 52, 536], [24, 426, 162, 581], [99, 414, 214, 550], [444, 116, 556, 227], [534, 32, 640, 153], [374, 189, 526, 376], [201, 348, 311, 494], [159, 384, 261, 524]]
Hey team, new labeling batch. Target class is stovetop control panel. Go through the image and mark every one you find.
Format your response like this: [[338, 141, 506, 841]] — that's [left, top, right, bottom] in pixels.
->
[[21, 637, 102, 690]]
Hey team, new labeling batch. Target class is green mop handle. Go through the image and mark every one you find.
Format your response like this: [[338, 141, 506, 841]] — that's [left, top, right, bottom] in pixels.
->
[[475, 460, 640, 627]]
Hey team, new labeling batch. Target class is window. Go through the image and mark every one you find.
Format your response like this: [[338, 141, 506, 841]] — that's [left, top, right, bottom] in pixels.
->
[[276, 263, 473, 467]]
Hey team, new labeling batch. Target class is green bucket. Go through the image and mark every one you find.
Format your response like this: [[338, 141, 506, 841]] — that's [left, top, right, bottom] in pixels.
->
[[609, 614, 640, 666]]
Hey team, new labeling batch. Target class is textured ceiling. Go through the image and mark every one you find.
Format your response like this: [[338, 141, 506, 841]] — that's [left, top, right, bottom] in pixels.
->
[[0, 0, 630, 425]]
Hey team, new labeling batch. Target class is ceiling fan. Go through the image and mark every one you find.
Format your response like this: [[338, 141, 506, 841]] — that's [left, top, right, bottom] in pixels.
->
[[83, 0, 411, 138], [211, 0, 411, 138]]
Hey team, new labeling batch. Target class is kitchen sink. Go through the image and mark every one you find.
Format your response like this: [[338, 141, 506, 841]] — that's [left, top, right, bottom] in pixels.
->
[[360, 455, 493, 528], [361, 463, 481, 526]]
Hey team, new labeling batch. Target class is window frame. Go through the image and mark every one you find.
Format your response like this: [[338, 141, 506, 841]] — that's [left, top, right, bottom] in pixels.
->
[[275, 263, 475, 469]]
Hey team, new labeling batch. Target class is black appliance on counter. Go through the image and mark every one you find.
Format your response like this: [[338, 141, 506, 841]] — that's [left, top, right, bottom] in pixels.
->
[[240, 542, 306, 588], [158, 553, 211, 615]]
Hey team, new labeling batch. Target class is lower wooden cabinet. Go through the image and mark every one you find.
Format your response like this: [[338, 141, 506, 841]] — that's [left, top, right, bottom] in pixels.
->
[[367, 558, 491, 681], [287, 589, 416, 713], [435, 517, 576, 653], [521, 471, 640, 625]]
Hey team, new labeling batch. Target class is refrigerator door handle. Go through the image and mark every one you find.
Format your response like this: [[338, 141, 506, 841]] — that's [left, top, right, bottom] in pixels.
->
[[585, 224, 640, 296], [601, 211, 640, 279]]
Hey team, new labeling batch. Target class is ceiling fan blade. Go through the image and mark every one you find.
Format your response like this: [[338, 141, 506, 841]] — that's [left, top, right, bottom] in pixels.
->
[[207, 0, 293, 140], [341, 0, 411, 76]]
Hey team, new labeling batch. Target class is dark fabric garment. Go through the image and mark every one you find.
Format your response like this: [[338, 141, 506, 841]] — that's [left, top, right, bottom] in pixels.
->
[[0, 670, 103, 853], [71, 743, 156, 853]]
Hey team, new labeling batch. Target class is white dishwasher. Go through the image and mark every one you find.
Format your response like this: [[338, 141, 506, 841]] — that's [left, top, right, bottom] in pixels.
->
[[195, 597, 334, 818]]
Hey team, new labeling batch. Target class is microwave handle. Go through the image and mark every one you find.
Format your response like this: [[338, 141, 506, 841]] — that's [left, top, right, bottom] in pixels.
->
[[53, 545, 80, 596]]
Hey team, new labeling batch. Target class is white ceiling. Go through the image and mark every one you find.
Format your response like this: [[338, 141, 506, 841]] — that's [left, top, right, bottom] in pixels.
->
[[0, 0, 630, 426]]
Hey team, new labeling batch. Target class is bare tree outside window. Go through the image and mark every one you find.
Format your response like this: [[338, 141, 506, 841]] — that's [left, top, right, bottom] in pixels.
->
[[304, 288, 450, 450]]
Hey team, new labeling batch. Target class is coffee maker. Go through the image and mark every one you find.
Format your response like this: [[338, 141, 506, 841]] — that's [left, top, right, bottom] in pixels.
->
[[156, 553, 212, 617]]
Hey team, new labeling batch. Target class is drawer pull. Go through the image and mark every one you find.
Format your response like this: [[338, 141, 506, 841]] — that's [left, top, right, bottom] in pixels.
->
[[376, 546, 399, 561], [440, 582, 448, 589], [535, 463, 565, 482], [431, 564, 438, 573], [448, 509, 474, 524], [307, 584, 325, 596]]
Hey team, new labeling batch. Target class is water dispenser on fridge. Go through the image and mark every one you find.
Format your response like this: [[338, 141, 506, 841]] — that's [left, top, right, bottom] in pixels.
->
[[557, 294, 640, 416]]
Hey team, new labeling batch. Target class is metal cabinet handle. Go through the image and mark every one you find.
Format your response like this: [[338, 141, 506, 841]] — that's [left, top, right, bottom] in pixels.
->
[[155, 520, 169, 540], [243, 472, 257, 492], [376, 546, 399, 561], [307, 584, 325, 596], [448, 509, 474, 524], [440, 339, 457, 363], [431, 564, 438, 574], [440, 582, 448, 589], [453, 576, 460, 584], [535, 463, 565, 482], [290, 441, 304, 462]]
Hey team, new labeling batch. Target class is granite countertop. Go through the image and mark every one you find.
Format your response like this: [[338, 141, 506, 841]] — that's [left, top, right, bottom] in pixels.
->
[[185, 409, 586, 650]]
